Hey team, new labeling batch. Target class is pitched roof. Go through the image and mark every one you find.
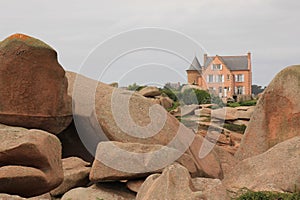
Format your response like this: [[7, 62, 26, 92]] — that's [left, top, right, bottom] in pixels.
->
[[205, 55, 249, 71], [187, 56, 202, 71]]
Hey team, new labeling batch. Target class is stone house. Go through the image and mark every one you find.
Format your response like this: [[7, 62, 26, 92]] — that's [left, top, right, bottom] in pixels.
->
[[186, 53, 252, 98]]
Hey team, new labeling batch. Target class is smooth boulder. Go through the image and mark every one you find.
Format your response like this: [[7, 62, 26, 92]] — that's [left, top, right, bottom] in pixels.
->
[[236, 65, 300, 160], [0, 33, 72, 134], [0, 124, 63, 197], [223, 136, 300, 192]]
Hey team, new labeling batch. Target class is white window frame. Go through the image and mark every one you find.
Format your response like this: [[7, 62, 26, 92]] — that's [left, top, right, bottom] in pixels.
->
[[212, 64, 222, 70], [207, 75, 214, 83], [235, 74, 245, 82], [216, 74, 224, 83]]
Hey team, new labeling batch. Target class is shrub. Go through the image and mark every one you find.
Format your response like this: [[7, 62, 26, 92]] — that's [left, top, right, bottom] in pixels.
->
[[240, 99, 257, 106], [127, 83, 145, 91], [181, 88, 211, 105], [236, 190, 300, 200], [223, 123, 247, 134], [161, 87, 179, 102]]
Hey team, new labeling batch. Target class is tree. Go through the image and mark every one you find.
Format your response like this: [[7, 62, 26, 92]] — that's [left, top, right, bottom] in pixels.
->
[[251, 84, 266, 95]]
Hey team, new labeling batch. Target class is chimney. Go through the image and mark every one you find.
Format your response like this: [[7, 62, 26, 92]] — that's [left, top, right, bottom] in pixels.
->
[[203, 53, 207, 65], [247, 52, 251, 70]]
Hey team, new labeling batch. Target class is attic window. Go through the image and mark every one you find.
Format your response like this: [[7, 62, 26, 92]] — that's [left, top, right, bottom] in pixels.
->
[[212, 64, 222, 70]]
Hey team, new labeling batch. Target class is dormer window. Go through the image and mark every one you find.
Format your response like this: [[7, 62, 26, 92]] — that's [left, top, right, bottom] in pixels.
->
[[212, 64, 222, 70]]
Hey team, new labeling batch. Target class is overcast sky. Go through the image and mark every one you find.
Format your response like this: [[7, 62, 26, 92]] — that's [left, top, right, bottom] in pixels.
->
[[1, 0, 299, 87]]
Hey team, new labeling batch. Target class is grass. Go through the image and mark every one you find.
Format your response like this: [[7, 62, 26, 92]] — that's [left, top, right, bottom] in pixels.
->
[[235, 190, 300, 200]]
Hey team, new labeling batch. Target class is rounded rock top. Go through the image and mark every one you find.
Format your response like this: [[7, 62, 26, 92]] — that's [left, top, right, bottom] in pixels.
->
[[0, 33, 53, 50]]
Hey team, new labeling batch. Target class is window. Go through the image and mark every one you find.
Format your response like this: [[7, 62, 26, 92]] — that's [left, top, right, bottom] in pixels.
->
[[235, 74, 244, 82], [218, 87, 222, 93], [227, 74, 230, 80], [216, 75, 224, 83], [236, 86, 245, 95], [207, 75, 214, 83], [212, 64, 222, 70]]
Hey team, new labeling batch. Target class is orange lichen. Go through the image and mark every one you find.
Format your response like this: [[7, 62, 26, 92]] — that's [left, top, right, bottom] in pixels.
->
[[8, 33, 31, 41]]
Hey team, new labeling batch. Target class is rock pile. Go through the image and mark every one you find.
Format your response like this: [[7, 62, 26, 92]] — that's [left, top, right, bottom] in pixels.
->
[[0, 33, 299, 199]]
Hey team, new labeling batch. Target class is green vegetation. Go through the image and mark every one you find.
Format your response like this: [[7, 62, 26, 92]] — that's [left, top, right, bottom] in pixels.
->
[[160, 87, 180, 102], [166, 101, 180, 112], [181, 88, 211, 105], [127, 83, 145, 91], [223, 123, 247, 134], [227, 99, 257, 108], [252, 84, 266, 95], [240, 99, 257, 106], [235, 190, 300, 200]]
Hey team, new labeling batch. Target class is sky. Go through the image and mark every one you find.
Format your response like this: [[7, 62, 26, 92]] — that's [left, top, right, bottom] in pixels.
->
[[1, 0, 299, 87]]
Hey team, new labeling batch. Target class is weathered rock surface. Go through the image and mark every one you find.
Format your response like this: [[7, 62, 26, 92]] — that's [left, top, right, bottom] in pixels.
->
[[50, 157, 91, 196], [223, 136, 300, 192], [126, 179, 145, 193], [136, 163, 203, 200], [61, 182, 136, 200], [66, 71, 195, 166], [90, 141, 198, 182], [157, 96, 173, 109], [212, 107, 237, 121], [192, 178, 229, 200], [0, 193, 51, 200], [138, 86, 161, 97], [0, 33, 72, 134], [188, 135, 223, 179], [235, 65, 300, 160], [0, 124, 63, 197]]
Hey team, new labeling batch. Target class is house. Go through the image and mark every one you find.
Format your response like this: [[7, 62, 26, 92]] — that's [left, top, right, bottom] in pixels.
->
[[186, 53, 252, 98]]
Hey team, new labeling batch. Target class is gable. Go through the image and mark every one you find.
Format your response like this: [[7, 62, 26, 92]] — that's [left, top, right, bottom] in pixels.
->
[[204, 55, 249, 71]]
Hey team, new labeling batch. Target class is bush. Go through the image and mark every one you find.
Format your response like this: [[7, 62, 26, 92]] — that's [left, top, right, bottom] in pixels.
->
[[181, 88, 211, 105], [240, 99, 257, 106], [223, 123, 247, 134], [236, 190, 300, 200], [161, 88, 179, 102], [127, 83, 145, 91]]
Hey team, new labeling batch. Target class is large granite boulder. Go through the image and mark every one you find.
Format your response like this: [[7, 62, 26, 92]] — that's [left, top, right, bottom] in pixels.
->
[[66, 71, 195, 164], [0, 33, 72, 134], [235, 65, 300, 160], [223, 136, 300, 192], [0, 124, 63, 197]]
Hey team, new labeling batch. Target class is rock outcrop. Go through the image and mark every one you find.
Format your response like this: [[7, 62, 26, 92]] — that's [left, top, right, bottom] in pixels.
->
[[0, 33, 72, 134]]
